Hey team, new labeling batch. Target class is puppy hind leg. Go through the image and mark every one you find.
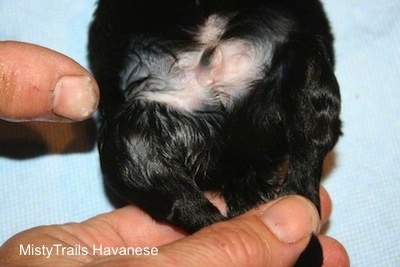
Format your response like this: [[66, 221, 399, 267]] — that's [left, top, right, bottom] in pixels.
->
[[272, 34, 341, 212], [107, 172, 226, 234], [223, 167, 282, 218], [269, 34, 341, 267], [216, 135, 285, 218], [165, 189, 227, 233]]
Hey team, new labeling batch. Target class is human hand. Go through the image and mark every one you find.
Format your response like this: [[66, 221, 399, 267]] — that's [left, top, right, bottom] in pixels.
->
[[0, 188, 349, 266], [0, 41, 99, 122]]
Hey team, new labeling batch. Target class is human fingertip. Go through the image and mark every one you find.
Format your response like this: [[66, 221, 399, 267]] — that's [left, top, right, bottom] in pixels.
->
[[320, 186, 332, 226], [52, 75, 99, 121], [319, 235, 350, 267], [258, 195, 321, 244]]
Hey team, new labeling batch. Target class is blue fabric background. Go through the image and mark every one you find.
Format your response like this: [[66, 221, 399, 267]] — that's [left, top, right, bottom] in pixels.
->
[[1, 1, 399, 265]]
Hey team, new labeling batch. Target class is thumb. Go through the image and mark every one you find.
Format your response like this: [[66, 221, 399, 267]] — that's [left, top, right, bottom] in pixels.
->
[[91, 195, 320, 267], [0, 41, 99, 122], [161, 195, 321, 267]]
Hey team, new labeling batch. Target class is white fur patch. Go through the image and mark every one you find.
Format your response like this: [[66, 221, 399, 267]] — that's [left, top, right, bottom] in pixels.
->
[[124, 15, 271, 111], [197, 14, 227, 45]]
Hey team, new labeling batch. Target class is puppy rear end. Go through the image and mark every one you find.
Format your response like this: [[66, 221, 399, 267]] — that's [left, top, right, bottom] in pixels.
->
[[89, 1, 341, 265]]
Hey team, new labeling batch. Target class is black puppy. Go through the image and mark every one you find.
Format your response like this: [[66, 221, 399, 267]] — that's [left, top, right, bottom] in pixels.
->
[[89, 0, 341, 265]]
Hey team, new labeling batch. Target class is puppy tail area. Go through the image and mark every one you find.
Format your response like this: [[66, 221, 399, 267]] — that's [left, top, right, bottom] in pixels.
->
[[294, 234, 323, 267]]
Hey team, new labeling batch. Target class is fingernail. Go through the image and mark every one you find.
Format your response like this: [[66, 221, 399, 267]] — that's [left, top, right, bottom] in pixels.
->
[[258, 196, 320, 244], [52, 75, 99, 121]]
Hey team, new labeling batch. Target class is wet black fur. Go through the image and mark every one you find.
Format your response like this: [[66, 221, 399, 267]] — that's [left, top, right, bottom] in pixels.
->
[[89, 1, 341, 265]]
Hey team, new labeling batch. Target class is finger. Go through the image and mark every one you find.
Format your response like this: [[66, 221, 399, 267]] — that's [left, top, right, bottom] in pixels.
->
[[78, 205, 187, 248], [0, 206, 183, 267], [57, 185, 332, 249], [96, 196, 320, 267], [85, 185, 332, 249], [158, 196, 327, 267], [68, 184, 333, 248], [0, 41, 99, 122], [90, 195, 321, 267], [204, 186, 332, 224], [320, 186, 332, 225], [319, 235, 350, 267]]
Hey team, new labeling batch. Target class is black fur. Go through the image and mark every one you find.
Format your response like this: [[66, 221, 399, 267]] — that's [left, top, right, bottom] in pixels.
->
[[89, 0, 341, 265]]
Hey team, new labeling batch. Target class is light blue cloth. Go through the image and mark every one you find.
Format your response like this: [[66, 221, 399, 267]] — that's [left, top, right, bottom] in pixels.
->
[[1, 1, 399, 265]]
